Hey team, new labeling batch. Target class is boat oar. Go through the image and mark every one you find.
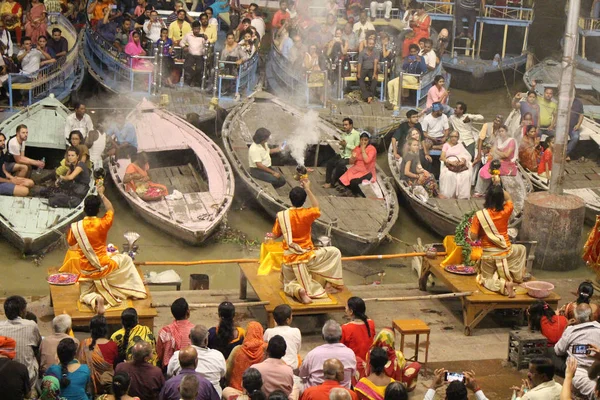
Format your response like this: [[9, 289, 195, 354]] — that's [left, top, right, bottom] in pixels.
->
[[134, 251, 447, 267]]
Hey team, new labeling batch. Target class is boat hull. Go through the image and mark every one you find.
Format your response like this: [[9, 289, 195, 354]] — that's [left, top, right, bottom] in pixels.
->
[[442, 55, 526, 91]]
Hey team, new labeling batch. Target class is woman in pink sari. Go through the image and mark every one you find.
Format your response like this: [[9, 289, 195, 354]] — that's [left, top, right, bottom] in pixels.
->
[[124, 30, 152, 71], [25, 0, 47, 43], [339, 131, 377, 197], [439, 131, 472, 199]]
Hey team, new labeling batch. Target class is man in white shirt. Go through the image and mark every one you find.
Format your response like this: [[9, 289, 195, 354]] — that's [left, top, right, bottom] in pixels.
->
[[370, 0, 393, 21], [449, 101, 483, 157], [419, 38, 436, 71], [64, 102, 94, 140], [0, 21, 13, 57], [251, 10, 266, 38], [422, 102, 450, 150], [424, 369, 488, 400], [181, 20, 207, 87], [17, 37, 54, 76], [143, 10, 166, 42], [5, 124, 45, 177], [352, 11, 375, 42], [167, 325, 226, 396], [263, 304, 301, 370], [512, 358, 562, 400]]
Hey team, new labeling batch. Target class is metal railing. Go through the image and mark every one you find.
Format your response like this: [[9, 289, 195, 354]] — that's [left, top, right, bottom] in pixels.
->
[[482, 4, 534, 22], [579, 17, 600, 33], [7, 13, 80, 110], [216, 52, 259, 99], [416, 0, 534, 23]]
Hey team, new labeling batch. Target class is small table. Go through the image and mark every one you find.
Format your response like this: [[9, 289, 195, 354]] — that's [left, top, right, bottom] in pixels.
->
[[392, 319, 430, 372]]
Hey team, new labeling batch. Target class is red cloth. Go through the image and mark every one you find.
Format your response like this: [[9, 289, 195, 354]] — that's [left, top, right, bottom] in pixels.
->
[[537, 149, 552, 175], [339, 145, 377, 186], [402, 35, 420, 57], [271, 10, 290, 29], [300, 380, 358, 400], [97, 341, 118, 365], [540, 315, 568, 346], [156, 319, 194, 367], [0, 336, 16, 359], [341, 320, 376, 361]]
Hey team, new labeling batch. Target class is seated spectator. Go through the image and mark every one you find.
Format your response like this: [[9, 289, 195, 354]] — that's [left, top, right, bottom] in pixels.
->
[[16, 36, 55, 77], [232, 368, 267, 400], [168, 10, 192, 46], [205, 7, 218, 27], [0, 336, 31, 400], [78, 315, 118, 395], [528, 300, 567, 347], [54, 146, 90, 198], [160, 346, 219, 400], [253, 336, 294, 397], [247, 128, 286, 189], [271, 0, 290, 31], [338, 132, 377, 197], [180, 21, 208, 87], [301, 359, 358, 400], [115, 18, 133, 51], [401, 137, 439, 198], [0, 295, 41, 386], [387, 44, 427, 109], [167, 1, 185, 26], [248, 27, 261, 50], [157, 298, 194, 369], [286, 33, 305, 68], [383, 382, 407, 400], [46, 338, 92, 400], [0, 132, 34, 197], [4, 124, 45, 178], [167, 325, 226, 396], [513, 358, 562, 399], [208, 301, 246, 359], [300, 320, 357, 389], [220, 31, 250, 95], [199, 13, 217, 44], [24, 0, 47, 44], [327, 0, 339, 16], [559, 281, 600, 321], [124, 31, 152, 70], [111, 307, 158, 365], [134, 5, 153, 31], [304, 44, 325, 102], [419, 38, 436, 71], [426, 75, 450, 114], [48, 27, 69, 58], [85, 129, 107, 170], [377, 31, 393, 63], [105, 114, 138, 159], [439, 131, 472, 199], [65, 102, 94, 141], [518, 125, 541, 172], [476, 125, 518, 195], [40, 314, 80, 374], [234, 17, 252, 42], [134, 0, 148, 18], [95, 371, 138, 400], [341, 297, 375, 361], [115, 341, 165, 400], [223, 322, 266, 399], [426, 368, 487, 399], [251, 10, 266, 38], [391, 110, 422, 161], [144, 10, 166, 43], [357, 37, 380, 104], [422, 102, 450, 151], [341, 22, 358, 52], [354, 348, 394, 400], [410, 2, 430, 41], [179, 375, 201, 400], [88, 0, 113, 25], [353, 10, 375, 43], [538, 136, 553, 180], [327, 28, 348, 60], [239, 29, 256, 58], [36, 34, 57, 60], [370, 0, 392, 21], [263, 304, 302, 370], [512, 91, 540, 127], [357, 30, 376, 53], [1, 0, 23, 44]]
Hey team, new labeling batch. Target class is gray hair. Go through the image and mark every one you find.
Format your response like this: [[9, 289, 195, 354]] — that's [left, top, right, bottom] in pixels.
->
[[575, 303, 593, 323], [322, 319, 342, 343], [179, 374, 199, 400], [329, 388, 351, 400], [52, 314, 72, 333], [190, 325, 209, 347]]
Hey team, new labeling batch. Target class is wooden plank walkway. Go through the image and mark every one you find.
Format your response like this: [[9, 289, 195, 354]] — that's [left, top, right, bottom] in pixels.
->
[[48, 267, 157, 329], [239, 262, 352, 327]]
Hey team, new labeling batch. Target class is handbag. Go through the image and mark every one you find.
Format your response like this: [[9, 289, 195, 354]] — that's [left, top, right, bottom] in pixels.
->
[[445, 155, 468, 173]]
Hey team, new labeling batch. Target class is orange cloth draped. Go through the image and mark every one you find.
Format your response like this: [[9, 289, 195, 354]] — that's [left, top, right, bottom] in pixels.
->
[[0, 336, 16, 359], [272, 207, 320, 264], [412, 14, 431, 41], [584, 215, 600, 271], [124, 162, 168, 196], [469, 201, 513, 251], [77, 338, 114, 394], [66, 211, 118, 279], [228, 322, 266, 391]]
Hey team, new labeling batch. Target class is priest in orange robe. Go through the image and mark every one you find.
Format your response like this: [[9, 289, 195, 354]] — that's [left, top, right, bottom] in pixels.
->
[[272, 179, 344, 304]]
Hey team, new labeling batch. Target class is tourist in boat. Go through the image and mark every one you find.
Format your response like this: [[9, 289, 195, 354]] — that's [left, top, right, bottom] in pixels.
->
[[422, 102, 450, 152], [518, 125, 541, 172], [341, 22, 359, 52], [338, 131, 377, 197], [64, 102, 94, 141], [323, 117, 360, 189], [469, 179, 526, 297], [475, 114, 503, 167], [538, 136, 553, 180], [475, 125, 517, 195], [357, 30, 376, 53], [449, 102, 483, 157], [36, 35, 57, 62], [78, 315, 118, 395], [512, 91, 540, 127], [248, 128, 286, 189], [440, 131, 472, 199], [357, 37, 380, 104], [558, 281, 600, 321], [45, 338, 92, 400], [111, 308, 158, 365], [326, 28, 348, 87], [55, 146, 90, 197], [567, 96, 584, 161], [48, 27, 68, 59], [168, 9, 192, 46], [143, 10, 165, 43], [88, 0, 113, 26], [24, 0, 47, 44], [531, 83, 557, 136], [221, 31, 249, 95], [388, 44, 427, 109], [123, 151, 168, 201], [86, 129, 107, 170], [391, 110, 422, 160], [1, 0, 23, 44], [353, 10, 375, 43], [222, 321, 266, 399], [65, 186, 147, 314], [354, 347, 394, 400], [0, 19, 14, 57], [341, 297, 375, 361], [5, 124, 45, 178], [208, 301, 246, 359], [124, 30, 152, 70], [401, 137, 439, 198], [527, 300, 567, 346], [515, 111, 534, 140], [0, 132, 34, 197], [410, 2, 430, 41], [248, 26, 261, 50], [239, 29, 256, 58], [97, 5, 120, 44], [273, 179, 344, 304], [426, 76, 451, 115]]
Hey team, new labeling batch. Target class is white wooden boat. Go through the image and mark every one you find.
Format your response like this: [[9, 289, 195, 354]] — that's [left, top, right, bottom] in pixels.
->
[[108, 99, 234, 244], [222, 95, 399, 256], [0, 96, 94, 254]]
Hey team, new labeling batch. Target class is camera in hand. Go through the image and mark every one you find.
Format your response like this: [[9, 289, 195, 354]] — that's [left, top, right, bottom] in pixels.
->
[[445, 372, 464, 382], [572, 344, 590, 355]]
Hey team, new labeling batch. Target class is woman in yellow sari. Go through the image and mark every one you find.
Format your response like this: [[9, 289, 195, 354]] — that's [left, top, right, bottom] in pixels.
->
[[123, 152, 168, 201], [354, 347, 394, 400], [78, 315, 118, 395], [110, 308, 158, 365], [469, 177, 526, 297]]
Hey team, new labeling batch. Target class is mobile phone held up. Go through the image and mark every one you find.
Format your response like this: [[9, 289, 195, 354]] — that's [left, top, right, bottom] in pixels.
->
[[445, 372, 464, 382], [572, 344, 590, 355], [281, 140, 287, 150]]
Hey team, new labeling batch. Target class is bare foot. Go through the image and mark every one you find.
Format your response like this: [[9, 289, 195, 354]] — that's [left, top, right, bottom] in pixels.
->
[[95, 297, 106, 315], [367, 97, 373, 104], [298, 288, 313, 304], [325, 282, 342, 294], [505, 282, 516, 298], [322, 183, 332, 188]]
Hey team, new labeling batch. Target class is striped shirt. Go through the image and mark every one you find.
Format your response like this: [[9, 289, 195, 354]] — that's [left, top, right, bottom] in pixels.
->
[[0, 317, 42, 384], [457, 0, 478, 9]]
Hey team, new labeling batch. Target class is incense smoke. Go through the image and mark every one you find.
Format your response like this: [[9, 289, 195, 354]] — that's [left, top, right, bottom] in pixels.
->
[[286, 110, 321, 166]]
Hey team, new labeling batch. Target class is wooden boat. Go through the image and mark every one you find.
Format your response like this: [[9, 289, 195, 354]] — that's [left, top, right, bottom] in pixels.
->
[[108, 99, 235, 244], [221, 95, 399, 256], [0, 96, 94, 254], [387, 144, 532, 237]]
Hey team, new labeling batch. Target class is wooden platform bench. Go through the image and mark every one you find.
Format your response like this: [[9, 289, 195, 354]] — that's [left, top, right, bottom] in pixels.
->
[[238, 262, 352, 327], [418, 257, 560, 336], [47, 267, 157, 329]]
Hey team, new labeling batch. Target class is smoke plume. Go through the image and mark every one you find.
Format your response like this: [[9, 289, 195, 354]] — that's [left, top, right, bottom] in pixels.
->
[[286, 110, 321, 166]]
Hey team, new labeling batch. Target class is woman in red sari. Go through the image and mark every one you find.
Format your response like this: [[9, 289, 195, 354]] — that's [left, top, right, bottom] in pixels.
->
[[341, 296, 375, 361], [78, 315, 118, 395], [123, 151, 168, 201], [25, 0, 47, 43], [338, 132, 376, 197]]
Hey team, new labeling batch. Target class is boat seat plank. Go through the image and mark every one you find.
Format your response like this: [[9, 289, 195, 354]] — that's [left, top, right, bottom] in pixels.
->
[[146, 198, 171, 218], [183, 193, 211, 221], [37, 210, 50, 230], [196, 193, 219, 216], [166, 198, 191, 224]]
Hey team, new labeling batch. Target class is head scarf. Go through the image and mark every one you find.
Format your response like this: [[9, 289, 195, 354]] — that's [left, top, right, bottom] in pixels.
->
[[124, 30, 144, 57], [0, 336, 16, 359], [40, 375, 61, 400], [365, 328, 405, 378]]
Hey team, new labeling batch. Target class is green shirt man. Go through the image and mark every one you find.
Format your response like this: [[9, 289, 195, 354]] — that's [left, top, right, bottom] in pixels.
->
[[537, 86, 557, 130], [323, 118, 361, 187], [341, 128, 361, 159]]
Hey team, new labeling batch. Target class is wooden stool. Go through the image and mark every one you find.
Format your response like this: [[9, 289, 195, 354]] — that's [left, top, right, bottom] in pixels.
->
[[392, 319, 430, 371]]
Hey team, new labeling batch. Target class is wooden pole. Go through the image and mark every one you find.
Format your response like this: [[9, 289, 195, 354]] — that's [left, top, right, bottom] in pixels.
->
[[501, 24, 508, 59], [477, 22, 484, 59], [363, 291, 474, 302], [152, 300, 270, 308]]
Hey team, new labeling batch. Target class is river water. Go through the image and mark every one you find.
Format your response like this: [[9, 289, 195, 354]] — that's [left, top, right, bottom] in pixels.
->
[[1, 0, 596, 297]]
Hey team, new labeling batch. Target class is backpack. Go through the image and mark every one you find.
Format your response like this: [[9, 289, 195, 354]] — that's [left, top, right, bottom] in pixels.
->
[[48, 193, 81, 208]]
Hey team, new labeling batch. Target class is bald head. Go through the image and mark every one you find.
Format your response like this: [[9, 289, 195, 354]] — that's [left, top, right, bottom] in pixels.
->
[[323, 358, 344, 382], [190, 325, 209, 347], [131, 341, 152, 363], [329, 388, 351, 400], [179, 346, 198, 369]]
